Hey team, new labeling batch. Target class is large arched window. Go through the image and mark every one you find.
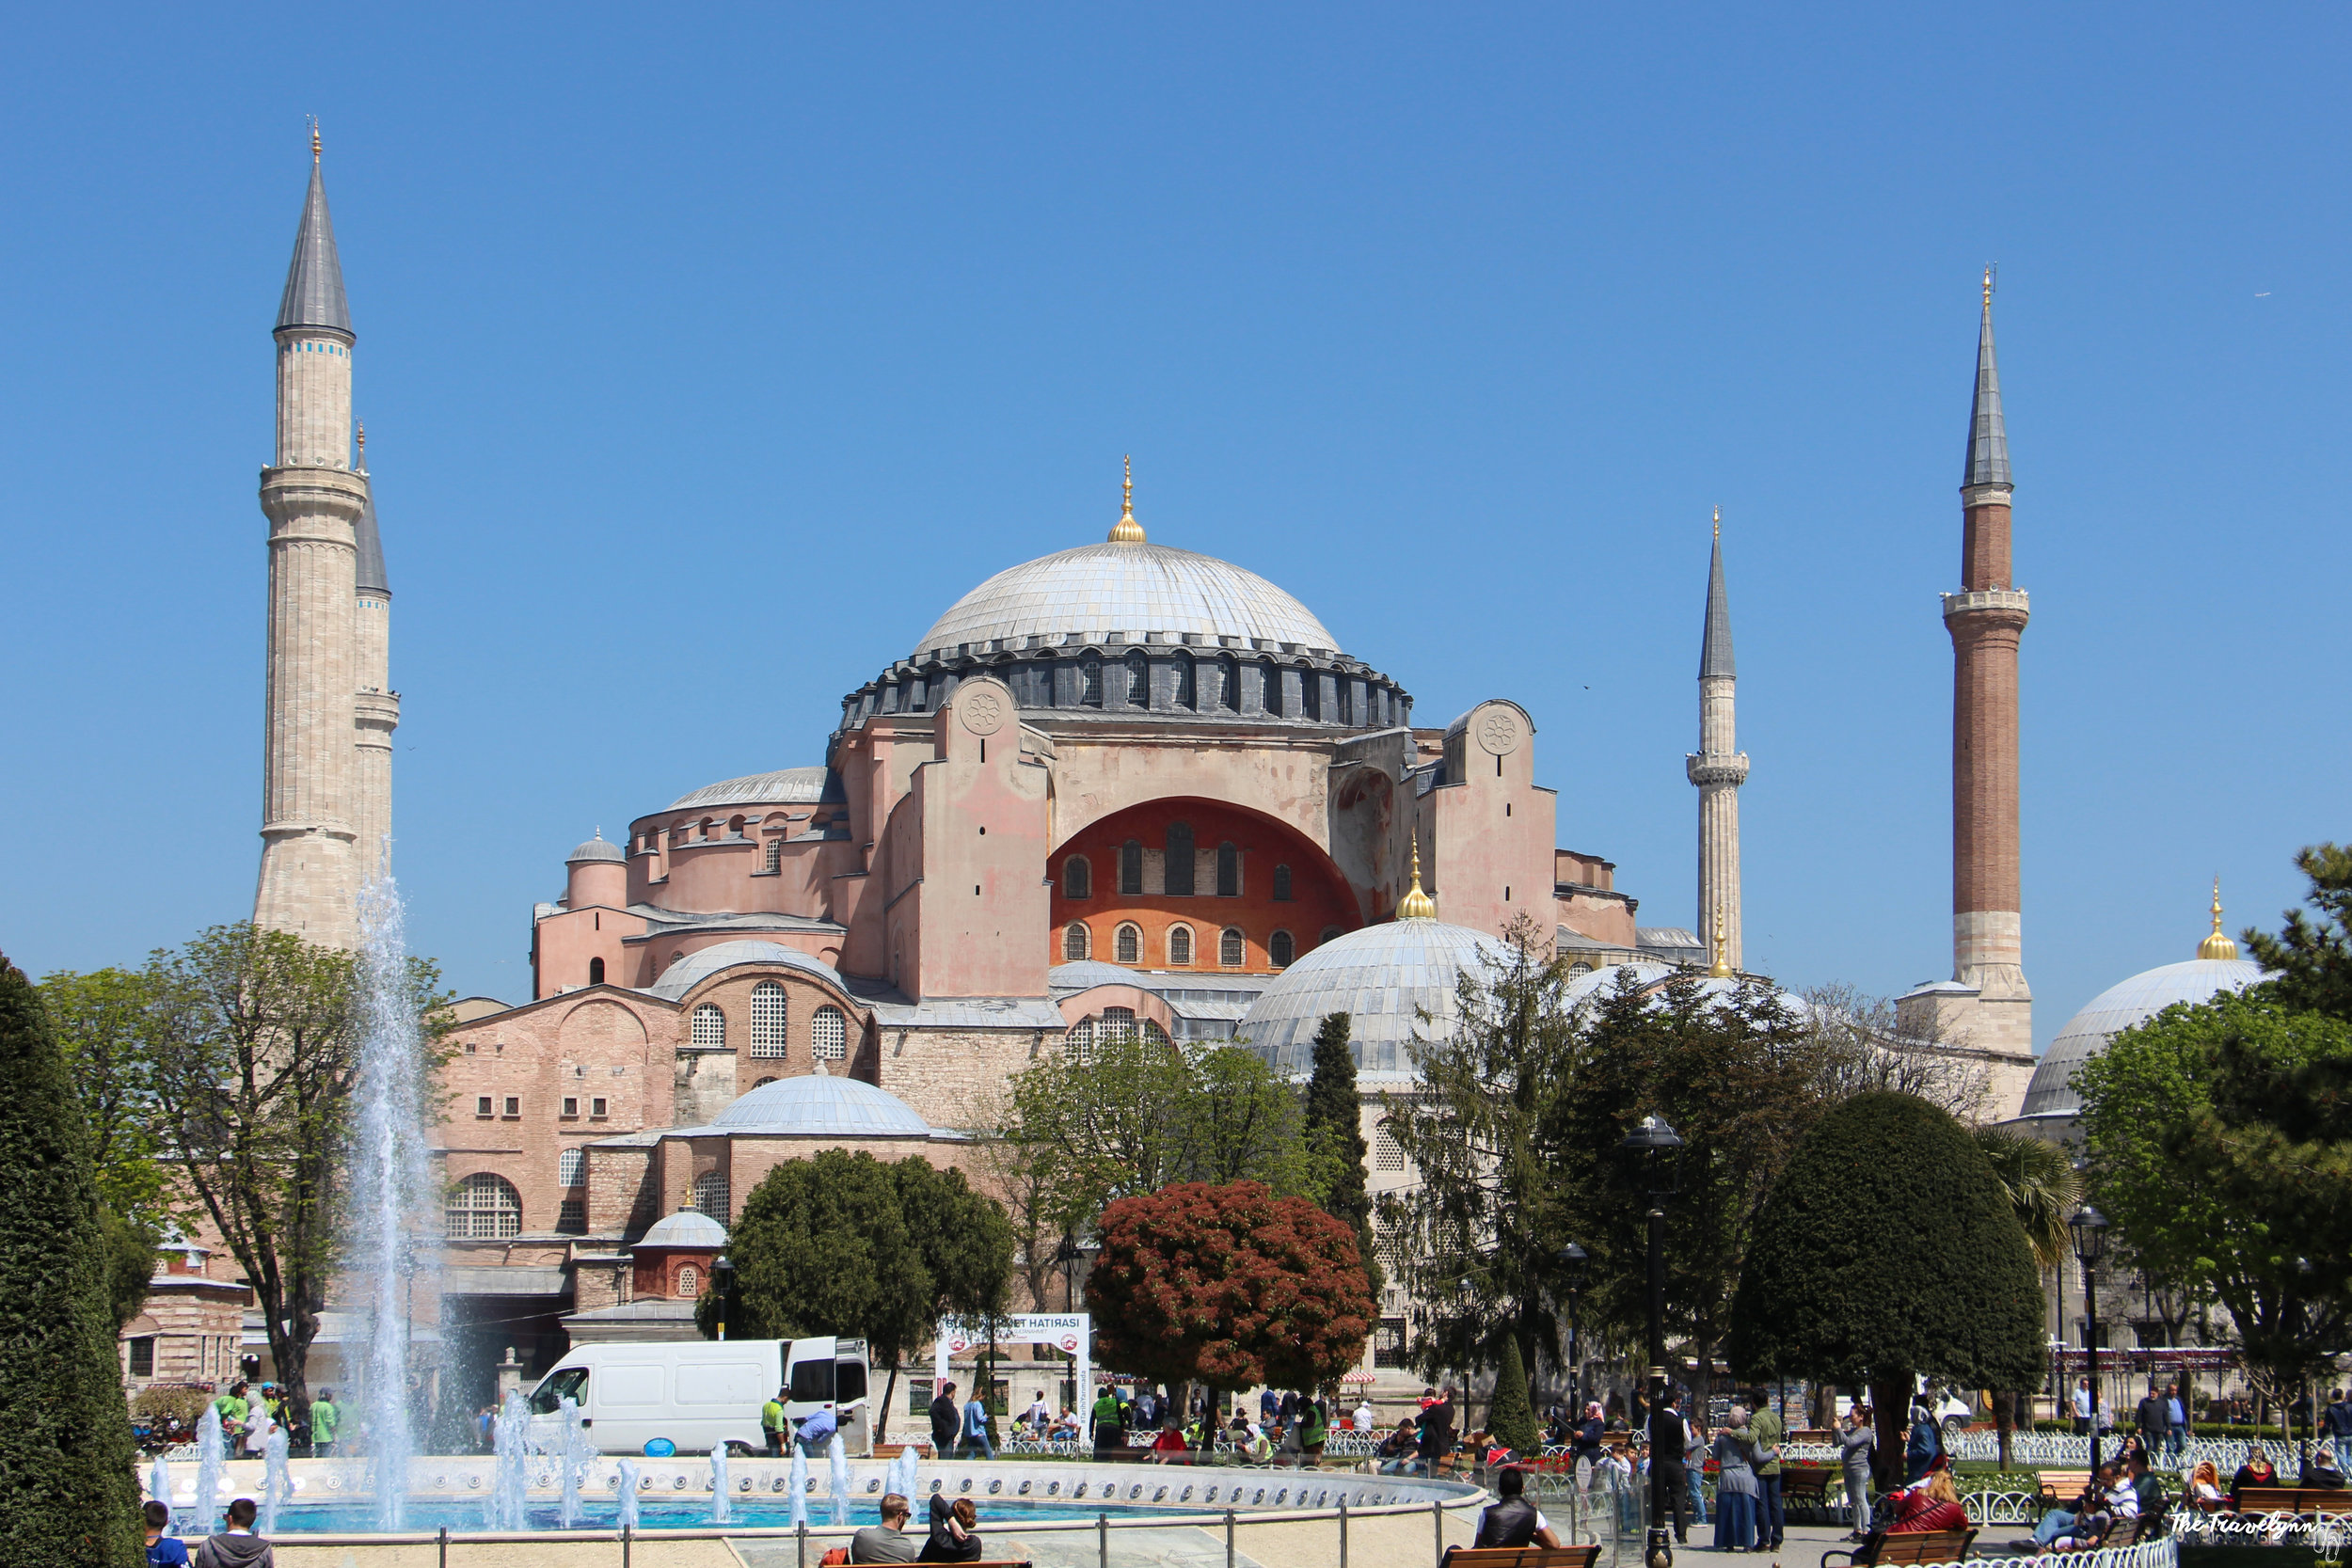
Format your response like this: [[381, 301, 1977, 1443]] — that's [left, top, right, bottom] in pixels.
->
[[812, 1006, 848, 1061], [446, 1173, 522, 1240], [1172, 654, 1196, 710], [1100, 1007, 1136, 1047], [1064, 856, 1091, 898], [691, 1003, 726, 1049], [558, 1148, 585, 1187], [1272, 864, 1294, 902], [1080, 655, 1104, 707], [1374, 1125, 1407, 1172], [588, 957, 606, 985], [748, 982, 788, 1058], [1114, 924, 1142, 965], [1219, 927, 1246, 967], [1063, 923, 1090, 962], [694, 1171, 731, 1225], [1215, 655, 1238, 711], [1300, 670, 1321, 721], [1269, 930, 1295, 968], [1067, 1018, 1095, 1060], [1124, 650, 1149, 705], [1168, 925, 1193, 967], [1261, 659, 1282, 716], [1119, 840, 1143, 895], [1165, 823, 1195, 895], [1216, 842, 1240, 897]]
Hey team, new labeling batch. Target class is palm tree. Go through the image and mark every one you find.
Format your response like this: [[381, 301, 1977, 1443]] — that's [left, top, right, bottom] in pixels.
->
[[1975, 1126, 2080, 1465]]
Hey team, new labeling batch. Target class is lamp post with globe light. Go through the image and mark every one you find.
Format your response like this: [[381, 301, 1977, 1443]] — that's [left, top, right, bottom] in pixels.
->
[[1560, 1243, 1590, 1413], [2068, 1205, 2108, 1473], [1621, 1115, 1685, 1568], [712, 1254, 737, 1342]]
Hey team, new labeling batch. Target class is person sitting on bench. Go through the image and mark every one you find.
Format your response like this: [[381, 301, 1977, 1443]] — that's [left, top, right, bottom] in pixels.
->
[[1885, 1463, 1968, 1533], [1456, 1465, 1563, 1555]]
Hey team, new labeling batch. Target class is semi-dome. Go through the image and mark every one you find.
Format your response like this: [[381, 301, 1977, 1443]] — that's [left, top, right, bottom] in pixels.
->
[[648, 941, 845, 1000], [2020, 956, 2266, 1120], [1242, 917, 1515, 1076], [636, 1205, 728, 1248], [710, 1074, 934, 1136], [566, 833, 626, 864], [915, 542, 1339, 660], [668, 767, 835, 811]]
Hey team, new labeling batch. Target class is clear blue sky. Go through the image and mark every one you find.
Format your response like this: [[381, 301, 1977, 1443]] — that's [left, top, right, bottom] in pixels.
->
[[3, 5, 2344, 1053]]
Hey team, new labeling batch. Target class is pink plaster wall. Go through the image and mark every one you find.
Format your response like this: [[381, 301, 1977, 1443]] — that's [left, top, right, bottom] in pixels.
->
[[1421, 700, 1561, 939]]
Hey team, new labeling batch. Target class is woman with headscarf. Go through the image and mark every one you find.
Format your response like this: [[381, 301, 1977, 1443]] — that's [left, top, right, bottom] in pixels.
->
[[1712, 1408, 1759, 1552]]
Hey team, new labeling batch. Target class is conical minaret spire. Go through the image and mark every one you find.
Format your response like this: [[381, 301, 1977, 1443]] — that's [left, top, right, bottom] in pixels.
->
[[1963, 267, 2010, 490], [1687, 507, 1748, 971], [278, 121, 352, 338]]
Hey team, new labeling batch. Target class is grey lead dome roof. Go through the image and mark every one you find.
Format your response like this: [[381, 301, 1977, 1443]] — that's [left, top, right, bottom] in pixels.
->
[[2019, 957, 2267, 1120], [916, 542, 1339, 659], [637, 1206, 727, 1248], [1241, 919, 1514, 1076], [709, 1074, 933, 1136], [668, 767, 835, 811], [567, 833, 626, 864]]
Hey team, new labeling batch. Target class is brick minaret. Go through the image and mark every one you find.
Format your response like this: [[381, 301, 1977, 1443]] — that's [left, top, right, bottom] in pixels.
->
[[1939, 271, 2031, 1053], [254, 127, 367, 947], [1686, 509, 1747, 971]]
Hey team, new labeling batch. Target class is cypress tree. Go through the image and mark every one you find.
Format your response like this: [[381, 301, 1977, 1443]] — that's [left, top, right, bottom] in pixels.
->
[[1487, 1337, 1540, 1456], [0, 953, 141, 1565], [1302, 1012, 1381, 1296]]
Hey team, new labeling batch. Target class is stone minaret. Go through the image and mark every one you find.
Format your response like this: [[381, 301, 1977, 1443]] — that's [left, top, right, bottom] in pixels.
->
[[1941, 271, 2032, 1052], [352, 426, 397, 881], [254, 128, 366, 948], [1686, 509, 1747, 972]]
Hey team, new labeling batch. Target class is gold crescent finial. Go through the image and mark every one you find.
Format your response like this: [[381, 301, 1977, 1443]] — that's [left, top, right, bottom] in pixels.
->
[[311, 118, 322, 164], [1708, 898, 1732, 976], [1397, 830, 1438, 921], [1712, 504, 1721, 544], [1108, 453, 1146, 543], [1983, 264, 1994, 306], [2200, 877, 2240, 961]]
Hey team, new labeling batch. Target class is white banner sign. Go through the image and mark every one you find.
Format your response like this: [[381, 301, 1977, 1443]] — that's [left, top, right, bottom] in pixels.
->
[[933, 1314, 1096, 1445]]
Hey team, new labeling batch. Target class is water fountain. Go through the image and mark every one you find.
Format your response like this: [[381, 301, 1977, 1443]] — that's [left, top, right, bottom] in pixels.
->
[[192, 1404, 225, 1536], [147, 1454, 173, 1534], [787, 1444, 810, 1528], [888, 1442, 918, 1501], [827, 1432, 850, 1526], [559, 1397, 593, 1528], [486, 1389, 533, 1530], [615, 1458, 641, 1532], [709, 1446, 732, 1527], [260, 1420, 292, 1536], [346, 875, 441, 1530]]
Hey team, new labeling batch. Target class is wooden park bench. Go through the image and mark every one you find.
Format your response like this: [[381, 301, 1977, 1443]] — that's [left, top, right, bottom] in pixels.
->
[[1780, 1465, 1836, 1512], [1820, 1526, 1977, 1568], [2236, 1485, 2352, 1517], [1440, 1546, 1602, 1568], [2035, 1471, 2094, 1508]]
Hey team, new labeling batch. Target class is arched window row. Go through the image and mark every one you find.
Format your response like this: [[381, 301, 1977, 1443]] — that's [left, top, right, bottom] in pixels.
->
[[748, 981, 787, 1058], [1064, 856, 1091, 898], [812, 1006, 848, 1061], [447, 1173, 522, 1240], [558, 1148, 584, 1187], [694, 1171, 731, 1225], [1057, 921, 1325, 971], [691, 1003, 726, 1049], [841, 652, 1409, 730]]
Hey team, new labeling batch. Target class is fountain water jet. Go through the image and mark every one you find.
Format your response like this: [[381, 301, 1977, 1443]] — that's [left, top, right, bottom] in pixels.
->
[[827, 1433, 850, 1526], [616, 1458, 641, 1532], [787, 1444, 809, 1528], [261, 1420, 292, 1536], [147, 1454, 173, 1534], [709, 1446, 732, 1526], [192, 1404, 225, 1536], [486, 1389, 532, 1530], [345, 875, 440, 1529], [559, 1397, 592, 1528]]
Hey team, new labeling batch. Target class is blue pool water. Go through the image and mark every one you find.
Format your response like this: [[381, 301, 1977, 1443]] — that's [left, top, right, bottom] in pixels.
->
[[228, 1497, 1207, 1534]]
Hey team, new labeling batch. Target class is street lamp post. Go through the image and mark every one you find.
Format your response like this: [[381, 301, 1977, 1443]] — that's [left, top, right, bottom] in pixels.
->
[[2068, 1205, 2108, 1474], [712, 1254, 737, 1342], [1559, 1243, 1589, 1414], [1621, 1115, 1685, 1568]]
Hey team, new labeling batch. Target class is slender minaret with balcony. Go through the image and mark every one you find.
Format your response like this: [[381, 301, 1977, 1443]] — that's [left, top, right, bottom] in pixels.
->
[[254, 127, 368, 947], [1687, 509, 1748, 972], [1937, 271, 2033, 1053]]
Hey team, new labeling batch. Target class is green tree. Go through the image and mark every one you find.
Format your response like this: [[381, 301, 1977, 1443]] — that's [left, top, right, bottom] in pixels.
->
[[98, 1209, 161, 1338], [142, 922, 443, 1421], [1973, 1126, 2080, 1465], [1486, 1337, 1540, 1456], [2245, 843, 2352, 1021], [1726, 1091, 2044, 1487], [1086, 1180, 1373, 1452], [1549, 966, 1827, 1415], [0, 953, 142, 1566], [1376, 913, 1581, 1392], [705, 1150, 1012, 1442], [37, 968, 168, 1229], [1301, 1011, 1383, 1300], [2074, 990, 2352, 1419]]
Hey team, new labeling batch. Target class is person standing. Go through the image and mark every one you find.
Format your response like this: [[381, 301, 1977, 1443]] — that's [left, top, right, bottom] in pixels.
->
[[2072, 1378, 2094, 1436], [763, 1387, 790, 1458], [1711, 1409, 1758, 1552], [192, 1497, 274, 1568], [1839, 1403, 1877, 1538], [930, 1382, 961, 1457], [1091, 1385, 1124, 1453], [1684, 1415, 1710, 1527], [2167, 1384, 2188, 1463], [1418, 1387, 1456, 1477], [2135, 1384, 2171, 1457], [1653, 1390, 1692, 1545], [1903, 1396, 1944, 1484], [308, 1388, 340, 1460], [1748, 1390, 1785, 1551], [960, 1386, 994, 1460]]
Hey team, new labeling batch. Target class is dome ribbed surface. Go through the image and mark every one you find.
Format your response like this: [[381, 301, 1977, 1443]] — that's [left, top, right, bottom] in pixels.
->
[[712, 1074, 933, 1135], [2020, 958, 2268, 1118], [636, 1207, 728, 1247], [668, 767, 834, 811], [916, 542, 1338, 658], [1241, 920, 1513, 1075], [649, 941, 844, 999], [567, 835, 626, 863]]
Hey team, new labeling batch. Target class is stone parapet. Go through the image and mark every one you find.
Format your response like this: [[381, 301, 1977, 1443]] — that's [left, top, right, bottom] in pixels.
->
[[1942, 588, 2031, 625], [1685, 752, 1750, 787]]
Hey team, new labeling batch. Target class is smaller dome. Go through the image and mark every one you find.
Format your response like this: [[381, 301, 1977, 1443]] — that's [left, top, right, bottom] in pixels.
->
[[712, 1075, 934, 1136], [1242, 919, 1515, 1076], [567, 833, 626, 864], [637, 1206, 727, 1249], [2021, 957, 2268, 1120]]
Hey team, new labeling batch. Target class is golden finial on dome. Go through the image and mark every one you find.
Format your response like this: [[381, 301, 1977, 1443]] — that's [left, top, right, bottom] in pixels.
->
[[1708, 898, 1732, 977], [1397, 831, 1438, 921], [1712, 504, 1720, 544], [2199, 877, 2240, 961], [310, 118, 322, 164], [1108, 453, 1147, 544]]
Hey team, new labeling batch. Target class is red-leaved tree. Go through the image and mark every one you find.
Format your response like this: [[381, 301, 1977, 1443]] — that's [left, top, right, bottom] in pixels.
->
[[1086, 1180, 1375, 1450]]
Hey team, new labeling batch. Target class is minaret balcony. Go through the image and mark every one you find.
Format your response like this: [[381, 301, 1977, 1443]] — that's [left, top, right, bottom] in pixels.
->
[[1685, 752, 1750, 787], [1941, 588, 2030, 630]]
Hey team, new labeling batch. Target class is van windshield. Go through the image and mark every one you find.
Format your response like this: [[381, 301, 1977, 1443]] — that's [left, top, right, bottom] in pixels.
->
[[529, 1366, 589, 1416]]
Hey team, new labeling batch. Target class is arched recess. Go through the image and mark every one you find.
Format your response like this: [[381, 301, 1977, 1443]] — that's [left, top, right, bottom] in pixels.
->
[[1055, 984, 1179, 1042]]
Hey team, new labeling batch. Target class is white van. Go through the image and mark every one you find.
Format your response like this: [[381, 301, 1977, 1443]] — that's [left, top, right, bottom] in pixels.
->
[[526, 1337, 872, 1457]]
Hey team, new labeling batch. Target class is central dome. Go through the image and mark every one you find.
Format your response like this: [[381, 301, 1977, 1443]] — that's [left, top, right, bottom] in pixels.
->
[[916, 542, 1339, 660]]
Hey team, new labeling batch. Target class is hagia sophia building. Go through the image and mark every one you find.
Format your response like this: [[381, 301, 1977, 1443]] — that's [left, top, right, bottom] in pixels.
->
[[118, 141, 2255, 1407]]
